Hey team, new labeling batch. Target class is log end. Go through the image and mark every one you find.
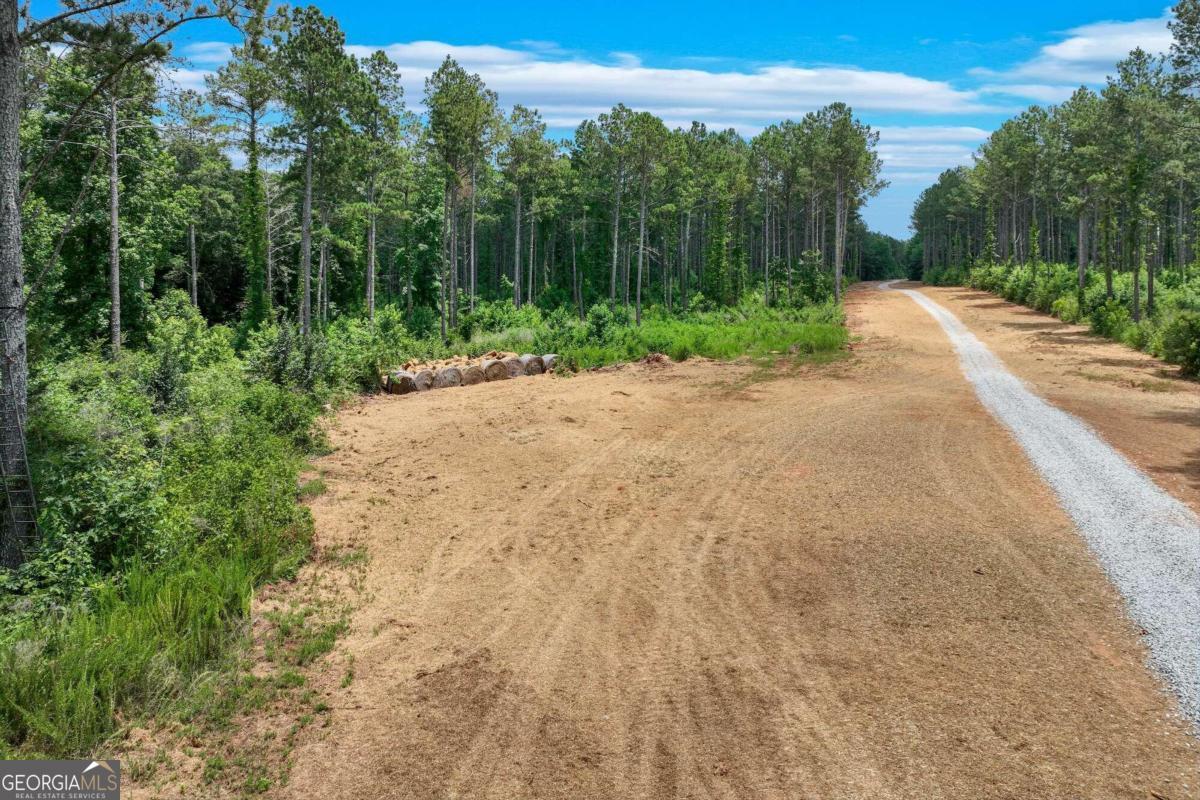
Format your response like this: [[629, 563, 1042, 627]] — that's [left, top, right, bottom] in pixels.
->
[[388, 371, 418, 395], [413, 369, 435, 391], [481, 359, 509, 382], [432, 366, 464, 389], [503, 357, 525, 378], [519, 354, 545, 375], [461, 364, 485, 385]]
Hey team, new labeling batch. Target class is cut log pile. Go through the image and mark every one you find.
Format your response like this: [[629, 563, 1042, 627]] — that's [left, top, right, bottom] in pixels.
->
[[383, 350, 560, 395]]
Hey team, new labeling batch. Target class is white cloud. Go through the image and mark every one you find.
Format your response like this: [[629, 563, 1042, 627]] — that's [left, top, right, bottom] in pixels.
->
[[180, 40, 233, 67], [876, 125, 990, 143], [349, 38, 993, 126], [877, 142, 977, 170], [975, 9, 1173, 88], [608, 51, 643, 68], [163, 67, 212, 94], [885, 170, 950, 184], [346, 41, 533, 66], [979, 82, 1077, 103]]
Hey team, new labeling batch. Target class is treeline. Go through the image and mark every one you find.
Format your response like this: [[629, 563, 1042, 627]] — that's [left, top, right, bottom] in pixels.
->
[[911, 2, 1200, 325], [910, 1, 1200, 375], [21, 1, 893, 364]]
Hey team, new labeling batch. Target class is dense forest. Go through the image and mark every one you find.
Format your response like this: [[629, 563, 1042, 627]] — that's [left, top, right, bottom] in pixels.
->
[[20, 1, 899, 357], [910, 2, 1200, 375], [0, 0, 909, 758]]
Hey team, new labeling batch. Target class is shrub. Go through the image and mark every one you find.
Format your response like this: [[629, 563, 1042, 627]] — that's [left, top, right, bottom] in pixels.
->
[[325, 306, 419, 392], [1051, 294, 1081, 323], [1090, 300, 1132, 340], [2, 297, 320, 757], [1163, 312, 1200, 376]]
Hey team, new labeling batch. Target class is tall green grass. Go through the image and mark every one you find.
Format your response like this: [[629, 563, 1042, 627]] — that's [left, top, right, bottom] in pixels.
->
[[460, 299, 847, 371], [0, 534, 306, 757]]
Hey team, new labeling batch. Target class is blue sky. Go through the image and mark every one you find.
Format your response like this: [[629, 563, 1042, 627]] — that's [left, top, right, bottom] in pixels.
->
[[159, 0, 1176, 237]]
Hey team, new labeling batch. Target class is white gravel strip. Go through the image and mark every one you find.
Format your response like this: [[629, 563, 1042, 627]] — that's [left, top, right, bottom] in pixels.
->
[[883, 281, 1200, 729]]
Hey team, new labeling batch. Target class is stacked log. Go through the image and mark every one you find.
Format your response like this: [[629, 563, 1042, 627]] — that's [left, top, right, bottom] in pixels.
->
[[433, 366, 463, 388], [519, 354, 545, 375], [461, 364, 486, 385], [503, 356, 524, 378], [388, 371, 418, 395], [413, 369, 434, 391], [385, 351, 561, 396], [481, 359, 508, 381]]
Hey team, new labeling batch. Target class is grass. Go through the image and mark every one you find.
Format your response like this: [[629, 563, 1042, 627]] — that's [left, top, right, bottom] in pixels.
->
[[298, 477, 327, 498], [0, 532, 308, 758], [263, 606, 348, 667], [464, 301, 849, 372]]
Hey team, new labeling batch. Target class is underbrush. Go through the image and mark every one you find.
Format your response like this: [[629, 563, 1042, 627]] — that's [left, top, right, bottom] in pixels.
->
[[930, 262, 1200, 376], [0, 293, 316, 757], [453, 295, 847, 371]]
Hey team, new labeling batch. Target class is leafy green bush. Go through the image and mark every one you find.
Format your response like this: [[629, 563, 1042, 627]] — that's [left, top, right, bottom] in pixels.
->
[[325, 306, 422, 392], [1, 299, 321, 756], [1163, 312, 1200, 376], [1090, 299, 1132, 339], [958, 259, 1200, 376], [921, 264, 967, 286], [1050, 294, 1081, 323], [458, 298, 543, 341]]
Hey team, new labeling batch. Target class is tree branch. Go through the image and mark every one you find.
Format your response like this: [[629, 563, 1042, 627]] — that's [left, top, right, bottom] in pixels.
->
[[20, 10, 223, 205]]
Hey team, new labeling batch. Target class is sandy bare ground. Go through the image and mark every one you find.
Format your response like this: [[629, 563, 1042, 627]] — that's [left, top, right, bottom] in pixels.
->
[[247, 283, 1200, 799]]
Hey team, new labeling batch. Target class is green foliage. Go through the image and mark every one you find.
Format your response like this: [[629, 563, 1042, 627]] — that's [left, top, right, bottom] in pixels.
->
[[962, 261, 1200, 375], [1090, 299, 1132, 339], [324, 305, 421, 392], [0, 299, 321, 757], [1162, 312, 1200, 376], [921, 264, 967, 287]]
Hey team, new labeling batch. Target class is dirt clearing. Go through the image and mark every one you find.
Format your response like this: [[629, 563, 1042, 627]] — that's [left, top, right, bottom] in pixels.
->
[[155, 283, 1200, 799]]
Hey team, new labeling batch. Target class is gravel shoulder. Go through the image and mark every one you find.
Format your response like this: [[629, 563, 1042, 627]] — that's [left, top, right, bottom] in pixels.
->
[[920, 284, 1200, 515], [171, 283, 1200, 800]]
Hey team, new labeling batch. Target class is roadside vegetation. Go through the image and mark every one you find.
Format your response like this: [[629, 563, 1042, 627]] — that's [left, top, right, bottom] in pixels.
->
[[909, 2, 1200, 377], [922, 263, 1200, 376], [0, 0, 905, 761]]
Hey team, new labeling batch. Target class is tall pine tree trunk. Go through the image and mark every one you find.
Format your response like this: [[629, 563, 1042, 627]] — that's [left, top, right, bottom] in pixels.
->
[[469, 164, 477, 313], [527, 200, 535, 304], [188, 221, 198, 305], [108, 91, 121, 357], [571, 219, 581, 320], [1076, 209, 1087, 302], [243, 114, 267, 329], [264, 173, 274, 308], [833, 176, 846, 302], [366, 175, 376, 321], [0, 0, 33, 567], [636, 179, 646, 324], [609, 180, 621, 301], [513, 190, 522, 307], [300, 133, 314, 335]]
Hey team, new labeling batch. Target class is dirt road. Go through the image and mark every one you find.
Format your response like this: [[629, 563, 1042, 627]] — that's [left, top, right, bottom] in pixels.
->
[[275, 283, 1200, 799]]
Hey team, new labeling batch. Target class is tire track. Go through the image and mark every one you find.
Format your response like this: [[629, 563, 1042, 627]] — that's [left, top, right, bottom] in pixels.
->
[[885, 280, 1200, 729]]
